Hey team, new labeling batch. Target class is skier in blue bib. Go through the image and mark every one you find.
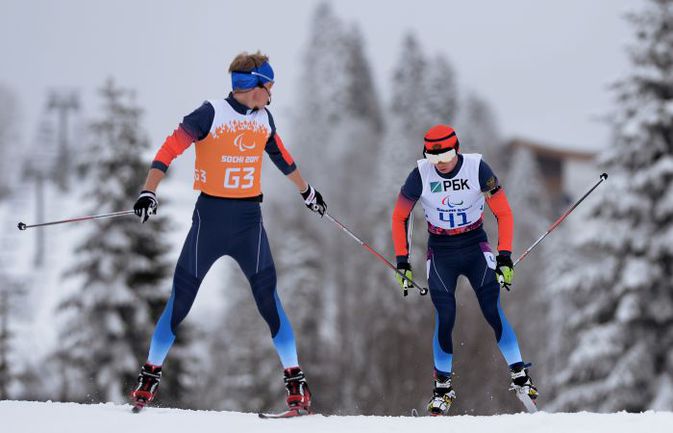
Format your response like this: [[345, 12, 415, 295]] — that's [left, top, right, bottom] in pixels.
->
[[391, 124, 538, 415]]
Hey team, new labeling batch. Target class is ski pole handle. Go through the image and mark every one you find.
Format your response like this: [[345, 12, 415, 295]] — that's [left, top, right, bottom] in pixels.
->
[[513, 172, 608, 267], [323, 212, 428, 296], [17, 210, 136, 231]]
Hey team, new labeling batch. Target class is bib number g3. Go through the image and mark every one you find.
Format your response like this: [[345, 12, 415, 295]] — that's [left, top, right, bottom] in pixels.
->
[[224, 167, 255, 189]]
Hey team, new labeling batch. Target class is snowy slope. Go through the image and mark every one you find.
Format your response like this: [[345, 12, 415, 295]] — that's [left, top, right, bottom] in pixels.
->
[[2, 401, 672, 433]]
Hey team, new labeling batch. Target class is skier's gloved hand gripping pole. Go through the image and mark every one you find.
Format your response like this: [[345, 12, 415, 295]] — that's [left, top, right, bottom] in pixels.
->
[[133, 190, 158, 223], [301, 184, 327, 216], [511, 173, 608, 271], [322, 211, 428, 296]]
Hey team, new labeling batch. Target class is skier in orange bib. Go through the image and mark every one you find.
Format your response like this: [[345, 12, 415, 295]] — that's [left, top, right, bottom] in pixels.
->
[[130, 51, 325, 416]]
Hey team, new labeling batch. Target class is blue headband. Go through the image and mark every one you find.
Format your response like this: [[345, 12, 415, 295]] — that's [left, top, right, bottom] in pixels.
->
[[231, 62, 275, 91]]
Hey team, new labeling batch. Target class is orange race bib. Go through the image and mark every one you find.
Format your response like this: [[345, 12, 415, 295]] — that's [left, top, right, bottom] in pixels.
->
[[193, 100, 271, 198]]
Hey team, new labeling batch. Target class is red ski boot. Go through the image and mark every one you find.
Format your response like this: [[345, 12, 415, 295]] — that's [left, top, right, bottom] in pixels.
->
[[130, 363, 162, 413], [259, 367, 312, 419], [284, 367, 311, 412]]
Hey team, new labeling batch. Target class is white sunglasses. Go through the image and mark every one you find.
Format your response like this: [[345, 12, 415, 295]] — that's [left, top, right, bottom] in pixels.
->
[[425, 149, 456, 164]]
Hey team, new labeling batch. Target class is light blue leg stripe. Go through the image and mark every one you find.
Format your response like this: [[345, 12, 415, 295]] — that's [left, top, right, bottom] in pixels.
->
[[433, 308, 453, 374], [147, 290, 176, 365], [272, 291, 298, 368], [496, 297, 523, 365]]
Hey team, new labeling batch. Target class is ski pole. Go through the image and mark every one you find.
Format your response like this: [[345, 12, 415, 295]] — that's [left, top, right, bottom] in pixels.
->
[[404, 211, 415, 297], [321, 211, 428, 296], [513, 172, 608, 267], [17, 210, 136, 231]]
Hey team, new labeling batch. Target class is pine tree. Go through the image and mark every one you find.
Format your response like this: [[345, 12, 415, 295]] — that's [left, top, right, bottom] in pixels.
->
[[379, 33, 460, 193], [456, 93, 504, 174], [549, 0, 673, 411], [274, 2, 384, 414], [390, 33, 428, 138], [51, 79, 192, 404], [0, 259, 26, 399], [291, 2, 350, 173], [291, 2, 383, 199], [424, 54, 459, 127]]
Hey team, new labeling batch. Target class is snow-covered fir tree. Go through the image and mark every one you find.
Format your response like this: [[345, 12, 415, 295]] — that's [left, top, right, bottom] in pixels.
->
[[276, 2, 384, 414], [291, 2, 383, 200], [390, 35, 459, 134], [540, 222, 577, 401], [0, 259, 26, 399], [549, 0, 673, 411], [51, 79, 193, 404], [456, 93, 505, 174], [378, 33, 460, 193], [291, 2, 353, 173], [390, 33, 429, 138], [424, 54, 459, 127]]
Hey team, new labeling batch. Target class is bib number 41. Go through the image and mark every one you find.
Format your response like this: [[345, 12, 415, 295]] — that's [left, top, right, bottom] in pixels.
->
[[439, 211, 468, 228], [224, 167, 255, 189]]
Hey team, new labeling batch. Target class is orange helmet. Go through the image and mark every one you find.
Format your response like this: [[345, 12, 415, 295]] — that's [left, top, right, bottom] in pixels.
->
[[424, 124, 460, 154]]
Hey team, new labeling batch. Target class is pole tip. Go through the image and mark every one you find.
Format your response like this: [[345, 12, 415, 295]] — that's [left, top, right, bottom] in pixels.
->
[[17, 222, 27, 231], [600, 172, 608, 180]]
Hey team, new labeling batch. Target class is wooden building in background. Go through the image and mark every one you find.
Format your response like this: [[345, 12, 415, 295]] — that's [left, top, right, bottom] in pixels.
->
[[507, 137, 598, 215]]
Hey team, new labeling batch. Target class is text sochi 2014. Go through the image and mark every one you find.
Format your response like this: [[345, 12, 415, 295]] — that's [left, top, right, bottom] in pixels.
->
[[221, 155, 260, 163]]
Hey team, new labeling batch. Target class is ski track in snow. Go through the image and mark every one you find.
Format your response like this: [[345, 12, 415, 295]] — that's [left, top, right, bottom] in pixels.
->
[[2, 401, 672, 433]]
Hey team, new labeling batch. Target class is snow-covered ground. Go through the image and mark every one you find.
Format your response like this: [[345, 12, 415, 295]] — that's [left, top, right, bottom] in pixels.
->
[[2, 401, 672, 433]]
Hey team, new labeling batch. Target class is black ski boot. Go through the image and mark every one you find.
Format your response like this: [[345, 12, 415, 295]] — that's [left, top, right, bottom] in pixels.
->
[[284, 367, 312, 413], [426, 372, 456, 416], [509, 362, 538, 412], [130, 363, 162, 413]]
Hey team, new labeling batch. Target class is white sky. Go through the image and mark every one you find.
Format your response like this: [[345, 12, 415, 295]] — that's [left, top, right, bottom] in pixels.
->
[[0, 0, 642, 156]]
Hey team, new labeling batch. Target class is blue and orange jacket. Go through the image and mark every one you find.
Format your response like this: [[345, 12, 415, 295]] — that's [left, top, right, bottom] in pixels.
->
[[151, 94, 296, 201]]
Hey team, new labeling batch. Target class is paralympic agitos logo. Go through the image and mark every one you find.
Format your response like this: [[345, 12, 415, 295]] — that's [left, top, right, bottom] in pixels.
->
[[234, 133, 256, 152], [441, 195, 464, 208]]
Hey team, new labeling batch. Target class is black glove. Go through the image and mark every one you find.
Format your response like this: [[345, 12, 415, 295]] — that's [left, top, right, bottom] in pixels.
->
[[133, 190, 158, 223], [300, 184, 326, 216], [495, 253, 514, 291], [396, 262, 413, 297]]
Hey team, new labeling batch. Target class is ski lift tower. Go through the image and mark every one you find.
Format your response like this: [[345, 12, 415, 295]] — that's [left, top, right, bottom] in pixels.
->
[[47, 90, 79, 191]]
